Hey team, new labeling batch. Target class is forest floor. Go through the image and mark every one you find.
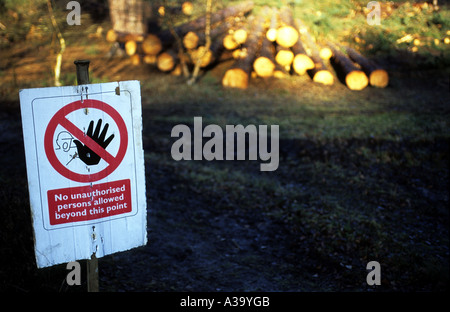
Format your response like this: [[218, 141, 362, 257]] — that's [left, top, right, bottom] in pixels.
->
[[0, 1, 449, 292]]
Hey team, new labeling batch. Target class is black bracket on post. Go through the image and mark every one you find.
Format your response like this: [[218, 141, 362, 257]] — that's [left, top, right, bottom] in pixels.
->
[[74, 60, 90, 85]]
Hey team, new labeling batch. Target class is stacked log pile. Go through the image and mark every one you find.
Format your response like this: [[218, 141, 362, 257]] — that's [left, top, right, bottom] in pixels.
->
[[105, 2, 388, 90]]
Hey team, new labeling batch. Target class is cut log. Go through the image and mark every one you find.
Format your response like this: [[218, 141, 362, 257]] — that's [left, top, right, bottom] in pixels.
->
[[273, 63, 289, 78], [329, 44, 368, 90], [130, 54, 141, 65], [223, 33, 239, 50], [232, 47, 248, 59], [291, 36, 314, 75], [143, 54, 157, 64], [142, 33, 162, 55], [182, 1, 194, 16], [319, 47, 333, 60], [171, 64, 182, 76], [275, 45, 294, 67], [190, 34, 227, 68], [183, 31, 199, 50], [276, 7, 299, 48], [106, 29, 117, 42], [159, 1, 254, 48], [158, 1, 194, 16], [292, 53, 315, 75], [345, 47, 389, 88], [157, 50, 178, 72], [183, 18, 237, 50], [125, 40, 137, 56], [253, 36, 276, 78], [295, 18, 333, 85], [266, 7, 278, 42], [233, 28, 248, 45], [222, 15, 265, 89], [276, 26, 298, 48]]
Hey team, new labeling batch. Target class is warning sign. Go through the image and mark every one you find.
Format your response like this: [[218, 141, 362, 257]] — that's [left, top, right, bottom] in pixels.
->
[[44, 99, 128, 183], [20, 81, 147, 268]]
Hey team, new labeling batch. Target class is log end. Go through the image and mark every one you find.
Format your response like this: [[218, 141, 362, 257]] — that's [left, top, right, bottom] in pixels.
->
[[125, 40, 137, 56], [293, 54, 315, 75], [182, 1, 194, 16], [320, 47, 333, 60], [106, 29, 117, 42], [130, 54, 141, 66], [276, 26, 299, 48], [222, 68, 249, 89], [233, 29, 248, 45], [313, 70, 334, 85], [254, 57, 275, 78], [191, 46, 213, 68], [369, 69, 389, 88], [266, 28, 278, 42], [143, 54, 157, 65], [275, 50, 294, 67], [157, 52, 176, 72], [183, 31, 199, 50], [223, 34, 239, 50], [274, 70, 287, 79], [142, 34, 162, 55], [346, 70, 369, 90]]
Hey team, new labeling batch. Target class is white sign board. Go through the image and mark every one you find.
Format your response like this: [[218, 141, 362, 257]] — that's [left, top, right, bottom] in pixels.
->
[[19, 80, 147, 268]]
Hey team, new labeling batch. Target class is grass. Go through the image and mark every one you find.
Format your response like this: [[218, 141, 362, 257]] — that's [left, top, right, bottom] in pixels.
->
[[140, 64, 449, 289]]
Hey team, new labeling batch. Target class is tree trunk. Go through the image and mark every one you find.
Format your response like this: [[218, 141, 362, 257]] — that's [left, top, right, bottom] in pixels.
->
[[160, 1, 254, 49], [291, 40, 314, 75], [328, 44, 368, 90], [157, 49, 178, 72], [190, 33, 226, 68], [184, 18, 237, 50], [275, 45, 294, 68], [345, 47, 389, 88], [222, 15, 265, 89], [295, 18, 333, 85], [253, 36, 276, 77], [142, 33, 163, 55], [108, 0, 147, 35], [266, 7, 278, 42], [276, 6, 299, 48]]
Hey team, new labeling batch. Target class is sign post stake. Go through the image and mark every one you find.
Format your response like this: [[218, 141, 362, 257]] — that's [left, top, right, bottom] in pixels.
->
[[74, 59, 99, 292]]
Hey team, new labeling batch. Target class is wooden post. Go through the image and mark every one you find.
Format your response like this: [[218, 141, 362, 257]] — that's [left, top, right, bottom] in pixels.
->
[[74, 59, 99, 293]]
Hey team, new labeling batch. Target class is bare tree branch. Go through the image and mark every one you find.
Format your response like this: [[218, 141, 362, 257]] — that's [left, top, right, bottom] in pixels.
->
[[187, 0, 212, 85]]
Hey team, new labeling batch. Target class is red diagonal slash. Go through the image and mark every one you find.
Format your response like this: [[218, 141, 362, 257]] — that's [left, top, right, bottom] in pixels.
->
[[59, 117, 116, 165], [44, 99, 128, 183]]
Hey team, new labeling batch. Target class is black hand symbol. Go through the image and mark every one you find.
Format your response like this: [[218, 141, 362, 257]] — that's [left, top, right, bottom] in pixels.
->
[[73, 119, 115, 166]]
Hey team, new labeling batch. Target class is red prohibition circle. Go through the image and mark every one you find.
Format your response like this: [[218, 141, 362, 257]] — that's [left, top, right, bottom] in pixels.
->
[[44, 99, 128, 183]]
